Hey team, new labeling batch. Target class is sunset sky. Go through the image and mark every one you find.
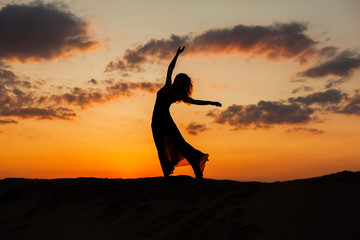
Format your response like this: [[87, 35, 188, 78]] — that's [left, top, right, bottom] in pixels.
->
[[1, 0, 359, 181]]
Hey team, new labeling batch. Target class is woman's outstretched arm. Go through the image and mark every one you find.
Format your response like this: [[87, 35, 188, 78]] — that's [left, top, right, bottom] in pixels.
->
[[182, 96, 222, 107], [166, 46, 185, 86]]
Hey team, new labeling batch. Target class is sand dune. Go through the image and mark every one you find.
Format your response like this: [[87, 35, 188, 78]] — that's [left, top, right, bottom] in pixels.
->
[[0, 171, 359, 240]]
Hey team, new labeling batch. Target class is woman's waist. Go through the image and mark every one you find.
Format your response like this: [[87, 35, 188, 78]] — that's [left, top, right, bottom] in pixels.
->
[[152, 111, 173, 123], [152, 107, 170, 116]]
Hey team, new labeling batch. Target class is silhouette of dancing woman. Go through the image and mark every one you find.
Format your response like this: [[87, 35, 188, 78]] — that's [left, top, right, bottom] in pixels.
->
[[152, 46, 222, 178]]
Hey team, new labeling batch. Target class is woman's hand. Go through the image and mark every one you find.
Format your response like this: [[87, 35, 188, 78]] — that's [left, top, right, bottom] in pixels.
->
[[212, 101, 222, 107], [177, 46, 185, 54], [167, 46, 185, 85]]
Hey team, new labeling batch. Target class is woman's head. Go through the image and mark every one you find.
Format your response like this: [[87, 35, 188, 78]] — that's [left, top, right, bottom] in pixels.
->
[[173, 73, 193, 97]]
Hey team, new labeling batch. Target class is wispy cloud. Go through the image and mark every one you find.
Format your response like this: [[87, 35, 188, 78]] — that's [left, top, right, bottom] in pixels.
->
[[0, 1, 98, 63], [300, 50, 360, 78], [291, 85, 314, 94], [88, 79, 98, 85], [0, 69, 78, 119], [49, 81, 162, 108], [1, 107, 76, 120], [106, 22, 322, 72], [0, 118, 18, 125], [325, 78, 347, 89], [186, 122, 208, 135], [338, 93, 360, 115], [0, 68, 162, 121], [286, 127, 324, 135], [288, 89, 347, 106]]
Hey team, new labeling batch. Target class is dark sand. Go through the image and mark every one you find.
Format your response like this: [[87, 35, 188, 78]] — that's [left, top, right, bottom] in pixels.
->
[[0, 171, 359, 240]]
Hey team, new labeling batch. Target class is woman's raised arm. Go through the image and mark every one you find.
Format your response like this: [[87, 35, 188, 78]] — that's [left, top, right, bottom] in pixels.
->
[[165, 46, 185, 86]]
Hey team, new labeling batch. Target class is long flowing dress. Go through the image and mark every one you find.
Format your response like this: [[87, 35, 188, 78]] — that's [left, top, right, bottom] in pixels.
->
[[151, 85, 208, 177]]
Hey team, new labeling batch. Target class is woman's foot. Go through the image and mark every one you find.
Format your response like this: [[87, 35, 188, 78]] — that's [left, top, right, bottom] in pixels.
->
[[162, 164, 174, 178], [192, 154, 209, 179], [199, 154, 209, 173]]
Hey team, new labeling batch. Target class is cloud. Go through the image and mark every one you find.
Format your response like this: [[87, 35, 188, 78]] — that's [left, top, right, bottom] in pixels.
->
[[186, 122, 208, 135], [338, 93, 360, 115], [191, 22, 318, 61], [208, 101, 314, 129], [0, 68, 36, 90], [0, 118, 18, 125], [1, 107, 76, 120], [50, 81, 162, 108], [325, 78, 347, 88], [0, 70, 78, 119], [107, 81, 162, 96], [88, 79, 97, 85], [288, 89, 347, 106], [1, 68, 162, 120], [106, 35, 187, 71], [106, 22, 319, 72], [316, 46, 338, 58], [0, 1, 98, 62], [49, 88, 105, 108], [300, 50, 360, 78], [290, 78, 307, 83], [35, 80, 162, 111], [286, 127, 324, 134], [208, 89, 352, 129], [0, 60, 9, 68], [0, 68, 16, 82], [291, 85, 313, 94]]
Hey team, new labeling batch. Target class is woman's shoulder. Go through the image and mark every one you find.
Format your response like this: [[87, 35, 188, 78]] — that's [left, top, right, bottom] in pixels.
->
[[158, 84, 172, 94]]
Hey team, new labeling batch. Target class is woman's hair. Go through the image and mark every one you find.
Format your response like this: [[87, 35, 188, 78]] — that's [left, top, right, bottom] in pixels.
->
[[173, 73, 193, 97]]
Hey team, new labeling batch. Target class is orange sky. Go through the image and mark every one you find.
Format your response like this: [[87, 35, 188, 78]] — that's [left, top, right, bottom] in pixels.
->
[[0, 0, 359, 181]]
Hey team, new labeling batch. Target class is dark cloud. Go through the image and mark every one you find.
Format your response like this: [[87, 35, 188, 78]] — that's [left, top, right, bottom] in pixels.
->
[[192, 22, 318, 62], [88, 78, 97, 85], [106, 35, 187, 72], [0, 60, 9, 68], [208, 89, 356, 129], [186, 122, 208, 135], [48, 81, 162, 108], [102, 79, 115, 85], [106, 50, 147, 71], [0, 118, 18, 125], [291, 85, 313, 94], [107, 81, 162, 96], [0, 1, 98, 62], [300, 50, 360, 78], [0, 70, 78, 119], [106, 22, 319, 72], [1, 68, 161, 121], [316, 46, 338, 58], [338, 93, 360, 115], [325, 78, 348, 88], [0, 68, 16, 82], [1, 107, 76, 120], [290, 78, 307, 83], [50, 88, 105, 108], [49, 81, 162, 108], [209, 101, 314, 129], [286, 127, 324, 134], [288, 89, 347, 106]]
